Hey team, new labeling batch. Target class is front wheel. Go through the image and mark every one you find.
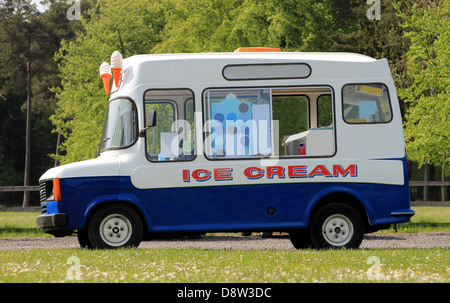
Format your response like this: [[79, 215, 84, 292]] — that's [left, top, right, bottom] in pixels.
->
[[77, 228, 91, 248], [310, 203, 364, 249], [86, 204, 143, 249]]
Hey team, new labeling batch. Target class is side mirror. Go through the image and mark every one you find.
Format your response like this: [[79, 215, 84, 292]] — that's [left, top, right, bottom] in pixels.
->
[[146, 110, 157, 128], [139, 110, 157, 137]]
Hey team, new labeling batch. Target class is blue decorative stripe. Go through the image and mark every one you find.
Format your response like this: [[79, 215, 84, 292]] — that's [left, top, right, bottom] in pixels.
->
[[43, 174, 412, 233]]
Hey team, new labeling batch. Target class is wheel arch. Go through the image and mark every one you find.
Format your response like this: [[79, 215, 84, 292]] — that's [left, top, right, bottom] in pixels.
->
[[307, 189, 373, 233], [82, 199, 150, 233]]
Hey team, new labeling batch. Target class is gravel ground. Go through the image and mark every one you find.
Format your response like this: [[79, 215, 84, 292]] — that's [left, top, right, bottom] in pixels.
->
[[0, 232, 449, 251]]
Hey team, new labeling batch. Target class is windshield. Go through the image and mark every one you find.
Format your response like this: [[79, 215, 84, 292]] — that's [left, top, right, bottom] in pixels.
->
[[99, 98, 137, 152]]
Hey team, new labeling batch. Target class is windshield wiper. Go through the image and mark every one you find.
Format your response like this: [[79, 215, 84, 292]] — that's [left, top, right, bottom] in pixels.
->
[[98, 137, 110, 150]]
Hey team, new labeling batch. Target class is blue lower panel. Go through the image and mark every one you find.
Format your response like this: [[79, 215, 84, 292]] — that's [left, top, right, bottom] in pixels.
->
[[47, 176, 412, 232]]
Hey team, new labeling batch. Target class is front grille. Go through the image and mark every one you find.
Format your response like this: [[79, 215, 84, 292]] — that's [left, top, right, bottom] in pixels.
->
[[39, 181, 47, 203]]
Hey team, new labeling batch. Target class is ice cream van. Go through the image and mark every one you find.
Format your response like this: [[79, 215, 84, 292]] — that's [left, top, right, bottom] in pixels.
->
[[37, 48, 414, 249]]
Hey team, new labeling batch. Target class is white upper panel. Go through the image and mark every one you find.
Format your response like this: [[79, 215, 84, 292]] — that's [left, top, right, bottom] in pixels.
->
[[113, 52, 390, 95]]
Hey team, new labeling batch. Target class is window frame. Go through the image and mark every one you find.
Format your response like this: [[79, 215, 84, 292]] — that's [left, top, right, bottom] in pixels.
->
[[143, 88, 196, 163], [341, 83, 393, 125]]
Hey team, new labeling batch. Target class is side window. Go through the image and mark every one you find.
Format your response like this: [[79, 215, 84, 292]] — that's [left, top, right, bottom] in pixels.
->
[[145, 89, 195, 161], [342, 84, 392, 123]]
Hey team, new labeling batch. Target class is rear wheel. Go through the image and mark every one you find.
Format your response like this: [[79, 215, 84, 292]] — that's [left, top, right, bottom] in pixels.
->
[[86, 204, 143, 249], [310, 203, 364, 249]]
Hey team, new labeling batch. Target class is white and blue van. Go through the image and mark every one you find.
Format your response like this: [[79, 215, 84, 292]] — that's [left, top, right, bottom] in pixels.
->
[[37, 48, 414, 249]]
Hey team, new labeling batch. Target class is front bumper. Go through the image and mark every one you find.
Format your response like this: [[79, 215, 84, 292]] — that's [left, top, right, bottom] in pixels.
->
[[36, 213, 73, 237], [37, 213, 67, 228]]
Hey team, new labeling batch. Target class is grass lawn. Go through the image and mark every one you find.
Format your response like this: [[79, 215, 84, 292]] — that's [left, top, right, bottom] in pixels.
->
[[0, 206, 449, 283], [0, 246, 448, 283], [393, 206, 450, 233], [0, 212, 49, 238]]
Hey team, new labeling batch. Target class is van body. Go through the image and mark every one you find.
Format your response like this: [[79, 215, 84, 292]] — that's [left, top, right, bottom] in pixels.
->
[[37, 50, 414, 249]]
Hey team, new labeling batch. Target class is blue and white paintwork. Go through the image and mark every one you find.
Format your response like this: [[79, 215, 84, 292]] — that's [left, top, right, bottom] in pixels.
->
[[38, 51, 414, 240]]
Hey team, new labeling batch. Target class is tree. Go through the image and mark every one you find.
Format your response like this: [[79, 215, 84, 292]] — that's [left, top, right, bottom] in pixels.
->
[[0, 0, 78, 205], [152, 0, 337, 53], [395, 0, 449, 173], [0, 0, 40, 206]]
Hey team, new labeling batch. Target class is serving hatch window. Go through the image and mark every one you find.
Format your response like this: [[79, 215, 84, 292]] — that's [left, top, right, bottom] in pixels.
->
[[203, 86, 334, 159], [342, 84, 392, 124]]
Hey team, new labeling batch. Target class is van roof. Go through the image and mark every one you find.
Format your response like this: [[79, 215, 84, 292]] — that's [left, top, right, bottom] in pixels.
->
[[126, 51, 377, 63], [115, 52, 390, 90]]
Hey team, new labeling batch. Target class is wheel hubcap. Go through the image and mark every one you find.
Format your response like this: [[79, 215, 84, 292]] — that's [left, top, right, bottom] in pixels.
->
[[100, 214, 132, 247], [322, 214, 353, 246]]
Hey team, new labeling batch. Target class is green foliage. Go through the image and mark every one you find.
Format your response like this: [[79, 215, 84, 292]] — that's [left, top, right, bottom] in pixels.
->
[[152, 0, 239, 53], [395, 0, 450, 172]]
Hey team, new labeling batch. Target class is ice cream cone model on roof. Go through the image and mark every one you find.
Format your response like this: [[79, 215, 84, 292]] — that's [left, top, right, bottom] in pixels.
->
[[99, 62, 112, 94], [111, 51, 123, 87]]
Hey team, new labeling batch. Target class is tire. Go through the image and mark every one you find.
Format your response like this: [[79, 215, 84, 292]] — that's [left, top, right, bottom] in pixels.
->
[[289, 229, 313, 249], [86, 204, 143, 249], [77, 228, 91, 248], [310, 203, 364, 249], [260, 232, 273, 238]]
